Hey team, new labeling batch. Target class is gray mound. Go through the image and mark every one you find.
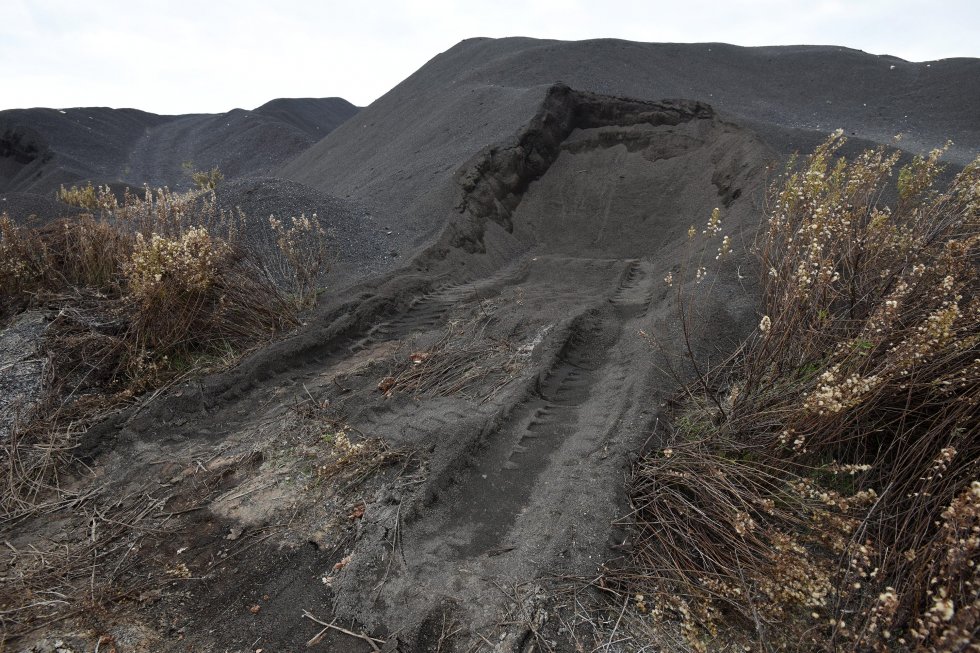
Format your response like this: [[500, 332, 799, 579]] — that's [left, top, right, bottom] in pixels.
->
[[214, 177, 396, 288], [280, 39, 980, 268], [0, 97, 359, 195]]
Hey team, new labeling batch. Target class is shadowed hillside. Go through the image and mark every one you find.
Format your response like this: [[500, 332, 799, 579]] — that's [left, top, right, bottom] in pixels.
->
[[0, 97, 358, 195]]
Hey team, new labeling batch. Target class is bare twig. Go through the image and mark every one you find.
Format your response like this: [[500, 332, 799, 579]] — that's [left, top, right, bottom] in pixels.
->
[[302, 609, 385, 650]]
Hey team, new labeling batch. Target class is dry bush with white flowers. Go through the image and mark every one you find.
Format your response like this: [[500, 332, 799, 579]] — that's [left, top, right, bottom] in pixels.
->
[[0, 186, 321, 526], [268, 212, 329, 308], [1, 186, 305, 390], [614, 132, 979, 651]]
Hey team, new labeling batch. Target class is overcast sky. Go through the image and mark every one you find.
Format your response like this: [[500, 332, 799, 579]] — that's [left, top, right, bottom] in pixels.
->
[[2, 0, 978, 114]]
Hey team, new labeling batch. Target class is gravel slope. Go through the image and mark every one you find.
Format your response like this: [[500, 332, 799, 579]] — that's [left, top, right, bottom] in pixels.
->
[[279, 39, 980, 272], [0, 97, 359, 196]]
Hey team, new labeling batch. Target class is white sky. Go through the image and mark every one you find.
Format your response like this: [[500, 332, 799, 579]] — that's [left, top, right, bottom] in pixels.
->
[[2, 0, 978, 114]]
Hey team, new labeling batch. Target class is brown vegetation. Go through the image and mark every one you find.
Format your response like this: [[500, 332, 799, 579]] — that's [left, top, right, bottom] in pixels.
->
[[0, 184, 335, 640], [0, 183, 328, 525], [614, 133, 980, 651]]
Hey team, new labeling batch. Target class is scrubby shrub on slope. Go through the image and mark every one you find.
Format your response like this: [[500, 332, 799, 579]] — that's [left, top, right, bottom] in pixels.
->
[[191, 166, 224, 191], [617, 133, 979, 652], [1, 186, 317, 389], [0, 185, 328, 524]]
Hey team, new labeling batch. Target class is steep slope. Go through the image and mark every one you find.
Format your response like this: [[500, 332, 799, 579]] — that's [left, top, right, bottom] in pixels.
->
[[279, 39, 980, 260], [0, 97, 358, 195], [0, 106, 167, 194]]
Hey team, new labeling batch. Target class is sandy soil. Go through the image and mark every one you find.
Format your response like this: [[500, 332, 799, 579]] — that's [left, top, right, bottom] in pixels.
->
[[4, 39, 979, 652]]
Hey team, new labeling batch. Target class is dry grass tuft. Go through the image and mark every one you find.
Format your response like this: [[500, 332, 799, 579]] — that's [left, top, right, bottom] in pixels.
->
[[0, 490, 174, 638], [378, 309, 524, 401], [614, 133, 980, 651], [2, 187, 304, 395], [0, 185, 332, 638]]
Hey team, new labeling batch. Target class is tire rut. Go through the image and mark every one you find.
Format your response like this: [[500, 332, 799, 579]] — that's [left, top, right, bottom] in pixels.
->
[[412, 261, 640, 561], [348, 264, 526, 353], [448, 330, 610, 558], [609, 259, 656, 310]]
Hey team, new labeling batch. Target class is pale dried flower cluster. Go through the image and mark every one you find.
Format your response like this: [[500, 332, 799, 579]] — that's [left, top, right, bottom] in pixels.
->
[[620, 133, 980, 652], [704, 207, 722, 236], [715, 234, 731, 259], [803, 364, 880, 415], [125, 227, 227, 299]]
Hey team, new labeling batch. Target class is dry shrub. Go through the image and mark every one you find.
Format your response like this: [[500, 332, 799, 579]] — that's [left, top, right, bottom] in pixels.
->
[[57, 181, 96, 209], [0, 186, 324, 524], [1, 213, 127, 312], [268, 213, 329, 308], [617, 133, 980, 651], [191, 165, 224, 191], [1, 185, 322, 388], [121, 225, 296, 386], [378, 312, 522, 400]]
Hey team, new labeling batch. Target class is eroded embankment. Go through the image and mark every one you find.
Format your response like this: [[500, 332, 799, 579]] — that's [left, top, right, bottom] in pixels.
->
[[51, 85, 771, 652], [315, 87, 771, 648], [443, 85, 713, 248]]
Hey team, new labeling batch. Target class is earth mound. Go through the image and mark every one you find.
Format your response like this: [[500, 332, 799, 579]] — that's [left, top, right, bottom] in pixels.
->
[[0, 97, 358, 198], [75, 85, 772, 651]]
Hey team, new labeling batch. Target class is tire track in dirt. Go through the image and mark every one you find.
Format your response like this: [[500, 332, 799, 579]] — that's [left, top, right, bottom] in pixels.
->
[[350, 255, 662, 645], [349, 262, 529, 354], [408, 258, 653, 562], [215, 264, 529, 422], [609, 259, 656, 307], [446, 308, 619, 558]]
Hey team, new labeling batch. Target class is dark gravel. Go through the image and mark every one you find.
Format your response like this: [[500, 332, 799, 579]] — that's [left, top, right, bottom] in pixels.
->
[[214, 177, 396, 289], [280, 39, 980, 277], [0, 190, 83, 223], [0, 98, 359, 195]]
